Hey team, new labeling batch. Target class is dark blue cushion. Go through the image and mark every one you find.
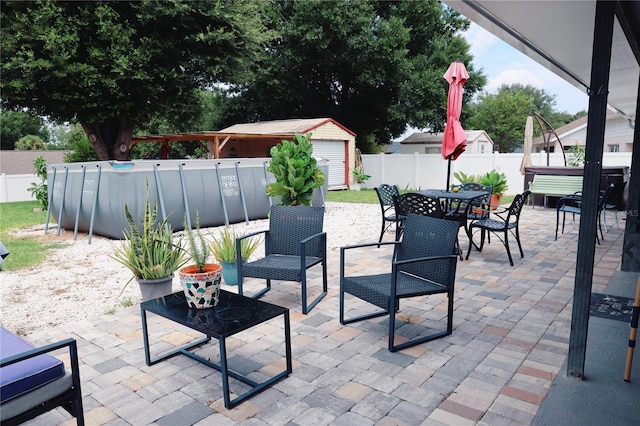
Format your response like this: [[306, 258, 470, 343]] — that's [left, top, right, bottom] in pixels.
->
[[0, 327, 65, 402]]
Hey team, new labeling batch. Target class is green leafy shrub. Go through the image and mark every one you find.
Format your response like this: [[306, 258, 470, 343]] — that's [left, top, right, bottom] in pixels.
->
[[479, 170, 509, 195], [208, 227, 260, 262], [266, 133, 325, 206], [28, 156, 48, 209]]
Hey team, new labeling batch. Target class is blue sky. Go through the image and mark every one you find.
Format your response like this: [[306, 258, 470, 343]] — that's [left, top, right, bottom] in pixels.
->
[[465, 23, 589, 115]]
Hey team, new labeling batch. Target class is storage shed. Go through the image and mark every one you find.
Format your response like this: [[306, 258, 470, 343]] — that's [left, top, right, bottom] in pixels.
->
[[221, 118, 356, 189], [131, 117, 356, 190]]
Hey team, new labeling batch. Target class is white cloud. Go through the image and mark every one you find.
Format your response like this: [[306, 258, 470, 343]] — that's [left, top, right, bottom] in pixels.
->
[[487, 68, 546, 92], [464, 23, 498, 57]]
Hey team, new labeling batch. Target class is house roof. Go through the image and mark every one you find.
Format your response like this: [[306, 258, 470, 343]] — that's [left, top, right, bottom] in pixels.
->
[[221, 118, 356, 137], [401, 130, 494, 145], [0, 150, 69, 175]]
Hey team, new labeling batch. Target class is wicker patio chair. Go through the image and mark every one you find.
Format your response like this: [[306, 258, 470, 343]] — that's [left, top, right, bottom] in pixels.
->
[[339, 214, 459, 352], [374, 184, 402, 245], [237, 205, 327, 314], [1, 327, 84, 425], [466, 190, 530, 266]]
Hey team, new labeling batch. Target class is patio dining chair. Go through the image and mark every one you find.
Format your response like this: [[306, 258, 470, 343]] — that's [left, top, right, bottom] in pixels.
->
[[339, 214, 459, 352], [555, 183, 614, 243], [237, 205, 327, 314], [374, 184, 402, 245], [392, 192, 444, 240], [466, 190, 530, 266], [601, 180, 626, 231]]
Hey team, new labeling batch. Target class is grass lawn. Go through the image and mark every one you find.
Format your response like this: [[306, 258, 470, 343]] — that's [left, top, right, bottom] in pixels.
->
[[1, 190, 513, 271]]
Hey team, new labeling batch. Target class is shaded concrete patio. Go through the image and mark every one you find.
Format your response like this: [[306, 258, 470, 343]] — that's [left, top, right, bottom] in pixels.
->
[[19, 205, 640, 425]]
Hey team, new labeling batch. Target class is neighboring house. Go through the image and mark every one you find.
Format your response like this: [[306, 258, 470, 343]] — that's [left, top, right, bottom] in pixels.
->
[[0, 150, 70, 202], [221, 118, 356, 189], [399, 130, 495, 155], [532, 109, 634, 153]]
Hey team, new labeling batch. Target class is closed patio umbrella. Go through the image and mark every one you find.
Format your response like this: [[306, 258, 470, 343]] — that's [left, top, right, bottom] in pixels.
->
[[442, 61, 469, 190], [520, 115, 534, 175]]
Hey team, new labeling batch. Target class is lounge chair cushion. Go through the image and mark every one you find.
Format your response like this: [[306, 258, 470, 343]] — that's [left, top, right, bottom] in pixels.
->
[[0, 327, 65, 402]]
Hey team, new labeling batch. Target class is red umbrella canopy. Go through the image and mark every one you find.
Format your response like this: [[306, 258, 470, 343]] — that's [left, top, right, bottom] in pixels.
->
[[442, 61, 470, 160]]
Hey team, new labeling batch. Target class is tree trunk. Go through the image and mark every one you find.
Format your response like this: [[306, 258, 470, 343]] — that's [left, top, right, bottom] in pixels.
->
[[82, 119, 134, 160]]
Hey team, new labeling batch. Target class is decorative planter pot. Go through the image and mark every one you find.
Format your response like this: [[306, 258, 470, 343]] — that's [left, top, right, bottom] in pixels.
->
[[179, 264, 222, 309], [136, 274, 174, 302], [220, 261, 239, 286], [490, 194, 503, 210]]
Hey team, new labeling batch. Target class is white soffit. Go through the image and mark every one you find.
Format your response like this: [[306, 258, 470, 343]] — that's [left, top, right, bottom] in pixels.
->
[[445, 1, 638, 120]]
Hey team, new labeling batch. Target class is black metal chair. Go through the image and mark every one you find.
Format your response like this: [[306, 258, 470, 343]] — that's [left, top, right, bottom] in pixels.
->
[[237, 205, 327, 314], [466, 190, 530, 266], [555, 184, 614, 243], [339, 214, 459, 352], [0, 327, 84, 425], [374, 184, 402, 245], [601, 180, 627, 231], [392, 192, 444, 240]]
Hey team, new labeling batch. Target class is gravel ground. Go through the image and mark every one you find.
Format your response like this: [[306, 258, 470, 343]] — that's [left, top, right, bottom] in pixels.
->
[[0, 202, 380, 335]]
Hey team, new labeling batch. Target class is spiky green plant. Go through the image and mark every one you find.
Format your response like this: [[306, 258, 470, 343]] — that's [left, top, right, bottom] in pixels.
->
[[266, 133, 325, 206], [110, 191, 187, 291], [209, 227, 260, 262], [183, 211, 209, 272]]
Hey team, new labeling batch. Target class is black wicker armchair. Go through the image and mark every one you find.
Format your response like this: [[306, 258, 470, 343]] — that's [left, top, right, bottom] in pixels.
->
[[339, 214, 459, 352], [1, 327, 84, 425], [237, 205, 327, 314]]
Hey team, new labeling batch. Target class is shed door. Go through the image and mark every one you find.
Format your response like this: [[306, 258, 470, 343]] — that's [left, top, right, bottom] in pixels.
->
[[312, 140, 346, 187]]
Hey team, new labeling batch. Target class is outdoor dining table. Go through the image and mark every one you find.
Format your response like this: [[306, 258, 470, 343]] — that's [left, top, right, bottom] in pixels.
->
[[418, 189, 490, 249]]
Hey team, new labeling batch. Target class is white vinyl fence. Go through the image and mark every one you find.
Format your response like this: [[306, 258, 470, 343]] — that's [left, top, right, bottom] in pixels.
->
[[360, 151, 632, 195], [0, 152, 633, 203]]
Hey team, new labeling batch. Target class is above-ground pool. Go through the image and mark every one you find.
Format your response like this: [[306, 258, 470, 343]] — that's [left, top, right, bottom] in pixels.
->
[[46, 159, 327, 241]]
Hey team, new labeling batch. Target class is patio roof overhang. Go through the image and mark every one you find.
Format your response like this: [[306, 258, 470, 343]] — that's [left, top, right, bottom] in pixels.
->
[[445, 0, 640, 122], [444, 0, 640, 380]]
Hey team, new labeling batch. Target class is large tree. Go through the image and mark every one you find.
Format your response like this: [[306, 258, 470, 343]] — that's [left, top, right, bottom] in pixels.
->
[[466, 83, 584, 153], [220, 0, 485, 153], [0, 110, 50, 150], [1, 0, 272, 160]]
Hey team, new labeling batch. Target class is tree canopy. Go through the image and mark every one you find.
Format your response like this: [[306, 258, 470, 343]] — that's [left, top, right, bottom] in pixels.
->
[[1, 0, 272, 160], [220, 0, 486, 153], [0, 110, 50, 150], [465, 84, 586, 153]]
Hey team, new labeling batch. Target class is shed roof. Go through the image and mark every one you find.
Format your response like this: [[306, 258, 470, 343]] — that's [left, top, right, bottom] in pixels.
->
[[221, 118, 356, 137]]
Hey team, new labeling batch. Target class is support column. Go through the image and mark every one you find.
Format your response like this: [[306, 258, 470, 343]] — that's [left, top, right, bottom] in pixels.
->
[[567, 0, 615, 380]]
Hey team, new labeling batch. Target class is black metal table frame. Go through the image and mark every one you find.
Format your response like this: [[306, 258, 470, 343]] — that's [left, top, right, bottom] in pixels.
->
[[140, 291, 292, 409], [419, 189, 490, 250]]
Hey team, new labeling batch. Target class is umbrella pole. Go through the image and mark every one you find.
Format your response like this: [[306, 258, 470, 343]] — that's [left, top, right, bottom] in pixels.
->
[[624, 276, 640, 381], [446, 156, 452, 191]]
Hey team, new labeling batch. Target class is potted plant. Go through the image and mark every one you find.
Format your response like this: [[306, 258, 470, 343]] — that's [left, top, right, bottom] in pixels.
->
[[209, 227, 260, 286], [110, 191, 188, 301], [266, 133, 325, 206], [351, 167, 371, 191], [479, 170, 509, 209], [178, 212, 223, 309]]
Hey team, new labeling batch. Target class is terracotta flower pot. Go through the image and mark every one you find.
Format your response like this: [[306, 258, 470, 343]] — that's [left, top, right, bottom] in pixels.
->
[[490, 194, 503, 210], [179, 264, 222, 309]]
